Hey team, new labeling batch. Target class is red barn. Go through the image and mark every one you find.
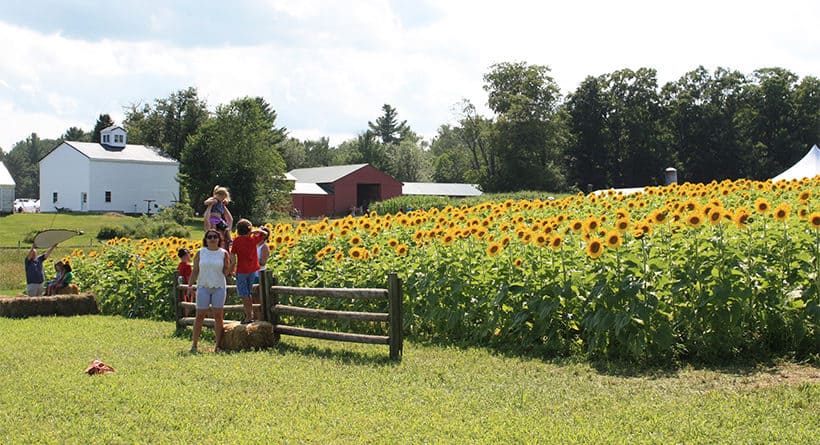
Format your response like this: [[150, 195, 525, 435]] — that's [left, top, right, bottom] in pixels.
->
[[289, 164, 403, 218]]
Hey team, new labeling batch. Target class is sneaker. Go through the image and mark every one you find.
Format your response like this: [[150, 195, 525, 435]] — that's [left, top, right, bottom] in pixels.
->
[[189, 345, 198, 353]]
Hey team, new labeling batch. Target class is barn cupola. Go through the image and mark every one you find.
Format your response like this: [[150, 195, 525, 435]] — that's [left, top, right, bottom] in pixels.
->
[[100, 125, 127, 150]]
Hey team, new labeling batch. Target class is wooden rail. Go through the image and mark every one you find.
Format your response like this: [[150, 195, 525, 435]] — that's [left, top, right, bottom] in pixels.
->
[[172, 270, 403, 360]]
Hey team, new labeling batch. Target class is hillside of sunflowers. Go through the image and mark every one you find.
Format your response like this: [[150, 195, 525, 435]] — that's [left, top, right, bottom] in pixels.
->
[[68, 177, 820, 363]]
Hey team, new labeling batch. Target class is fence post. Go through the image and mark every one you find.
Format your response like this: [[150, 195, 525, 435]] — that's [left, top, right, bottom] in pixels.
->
[[172, 271, 183, 329], [259, 270, 270, 322], [388, 272, 403, 360], [270, 272, 280, 342]]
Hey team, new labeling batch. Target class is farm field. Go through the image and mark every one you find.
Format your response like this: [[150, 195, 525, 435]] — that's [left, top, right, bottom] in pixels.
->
[[0, 315, 817, 444], [61, 176, 820, 363]]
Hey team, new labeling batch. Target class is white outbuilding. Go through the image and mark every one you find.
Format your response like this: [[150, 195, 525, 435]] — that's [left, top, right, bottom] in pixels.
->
[[0, 161, 15, 213], [39, 125, 179, 213]]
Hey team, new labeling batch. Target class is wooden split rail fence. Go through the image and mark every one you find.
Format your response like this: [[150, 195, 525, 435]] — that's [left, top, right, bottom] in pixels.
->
[[173, 270, 403, 360]]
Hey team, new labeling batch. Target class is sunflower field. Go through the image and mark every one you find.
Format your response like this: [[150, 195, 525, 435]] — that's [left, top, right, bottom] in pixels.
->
[[68, 177, 820, 362]]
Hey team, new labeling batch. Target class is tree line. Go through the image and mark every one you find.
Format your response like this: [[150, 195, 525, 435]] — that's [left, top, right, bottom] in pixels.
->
[[1, 63, 817, 219]]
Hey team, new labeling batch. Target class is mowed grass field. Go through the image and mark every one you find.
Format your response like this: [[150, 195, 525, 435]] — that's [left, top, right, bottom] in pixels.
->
[[0, 315, 818, 444], [0, 213, 203, 294]]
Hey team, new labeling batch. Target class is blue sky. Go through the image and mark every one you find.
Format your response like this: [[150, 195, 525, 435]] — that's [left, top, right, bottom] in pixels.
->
[[1, 0, 818, 151]]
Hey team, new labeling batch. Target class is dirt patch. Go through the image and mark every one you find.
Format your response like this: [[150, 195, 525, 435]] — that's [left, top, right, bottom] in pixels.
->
[[103, 212, 126, 217], [740, 363, 820, 388]]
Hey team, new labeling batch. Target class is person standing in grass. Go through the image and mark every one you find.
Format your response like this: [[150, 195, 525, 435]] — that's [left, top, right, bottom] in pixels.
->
[[24, 243, 57, 296], [252, 226, 270, 320], [177, 248, 194, 317], [230, 219, 267, 324], [188, 229, 231, 353]]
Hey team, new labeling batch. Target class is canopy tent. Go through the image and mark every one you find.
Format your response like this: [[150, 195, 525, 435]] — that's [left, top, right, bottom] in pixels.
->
[[772, 145, 820, 182]]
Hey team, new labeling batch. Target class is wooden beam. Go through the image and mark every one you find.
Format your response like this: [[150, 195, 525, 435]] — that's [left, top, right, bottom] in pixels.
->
[[272, 304, 388, 322], [274, 324, 389, 345], [272, 286, 388, 300], [179, 302, 260, 312]]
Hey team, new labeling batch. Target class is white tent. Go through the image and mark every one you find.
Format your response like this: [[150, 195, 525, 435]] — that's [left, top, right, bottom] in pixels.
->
[[0, 161, 15, 213], [772, 145, 820, 182]]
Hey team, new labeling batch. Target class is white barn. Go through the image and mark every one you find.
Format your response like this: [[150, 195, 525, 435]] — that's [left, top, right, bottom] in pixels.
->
[[39, 125, 179, 213], [0, 161, 15, 213]]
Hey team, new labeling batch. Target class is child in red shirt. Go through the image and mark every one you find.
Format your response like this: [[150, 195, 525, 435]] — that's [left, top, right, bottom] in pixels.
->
[[177, 248, 194, 316], [230, 219, 267, 323]]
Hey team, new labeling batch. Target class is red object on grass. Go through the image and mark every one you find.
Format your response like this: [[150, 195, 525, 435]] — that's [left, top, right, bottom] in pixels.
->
[[85, 359, 115, 375]]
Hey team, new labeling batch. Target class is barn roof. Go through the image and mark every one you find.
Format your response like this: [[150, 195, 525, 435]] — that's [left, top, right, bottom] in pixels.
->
[[291, 182, 328, 195], [287, 164, 368, 183], [402, 182, 482, 197], [45, 141, 178, 165], [0, 161, 15, 186]]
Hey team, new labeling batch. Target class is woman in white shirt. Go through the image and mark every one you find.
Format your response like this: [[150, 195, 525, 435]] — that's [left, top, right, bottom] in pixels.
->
[[188, 228, 232, 353]]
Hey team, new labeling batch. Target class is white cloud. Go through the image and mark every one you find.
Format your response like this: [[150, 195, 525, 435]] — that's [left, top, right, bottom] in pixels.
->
[[0, 0, 818, 153]]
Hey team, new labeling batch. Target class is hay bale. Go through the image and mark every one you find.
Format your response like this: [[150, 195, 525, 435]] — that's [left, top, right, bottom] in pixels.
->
[[0, 293, 99, 318], [55, 284, 80, 295], [220, 321, 276, 351]]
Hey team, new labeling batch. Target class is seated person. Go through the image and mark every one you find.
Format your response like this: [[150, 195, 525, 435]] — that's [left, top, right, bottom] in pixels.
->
[[51, 263, 74, 294]]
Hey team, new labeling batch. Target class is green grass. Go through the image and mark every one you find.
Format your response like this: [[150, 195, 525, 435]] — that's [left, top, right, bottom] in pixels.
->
[[0, 315, 817, 443], [0, 213, 204, 294]]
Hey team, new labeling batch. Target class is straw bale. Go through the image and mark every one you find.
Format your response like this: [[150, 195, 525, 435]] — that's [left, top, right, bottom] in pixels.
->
[[220, 321, 276, 351], [0, 293, 99, 318]]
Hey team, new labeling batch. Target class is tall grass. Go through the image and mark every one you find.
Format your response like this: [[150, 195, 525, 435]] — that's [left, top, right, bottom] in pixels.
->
[[0, 316, 818, 443]]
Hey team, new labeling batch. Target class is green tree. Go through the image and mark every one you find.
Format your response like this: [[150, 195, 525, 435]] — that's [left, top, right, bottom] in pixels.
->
[[61, 126, 90, 142], [482, 62, 567, 192], [368, 104, 410, 145], [661, 66, 747, 182], [603, 68, 669, 187], [181, 97, 287, 221], [92, 114, 115, 143], [123, 87, 209, 159], [304, 137, 334, 167], [386, 139, 432, 182], [564, 75, 611, 190], [430, 124, 473, 183], [4, 133, 58, 198], [280, 137, 307, 170]]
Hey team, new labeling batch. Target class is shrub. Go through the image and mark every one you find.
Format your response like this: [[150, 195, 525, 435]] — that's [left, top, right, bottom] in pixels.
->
[[97, 225, 128, 240]]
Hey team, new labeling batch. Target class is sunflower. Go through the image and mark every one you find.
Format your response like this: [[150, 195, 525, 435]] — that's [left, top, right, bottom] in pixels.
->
[[686, 213, 703, 228], [348, 247, 364, 260], [754, 198, 770, 214], [500, 235, 512, 247], [733, 208, 751, 228], [809, 212, 820, 229], [773, 203, 791, 221], [333, 252, 344, 263], [371, 245, 380, 255], [387, 238, 399, 248], [708, 208, 724, 225], [396, 244, 409, 256], [615, 219, 630, 232], [584, 217, 600, 233], [486, 242, 503, 257], [650, 209, 668, 224], [513, 258, 523, 268], [634, 222, 652, 237], [570, 219, 584, 233], [315, 250, 327, 261], [798, 189, 812, 204], [442, 232, 456, 245], [605, 231, 622, 248], [534, 233, 548, 247], [349, 235, 363, 246], [586, 238, 604, 259]]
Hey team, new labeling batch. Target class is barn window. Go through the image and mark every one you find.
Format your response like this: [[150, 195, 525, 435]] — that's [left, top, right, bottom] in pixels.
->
[[114, 134, 123, 143], [105, 191, 111, 202], [52, 192, 58, 203], [103, 134, 110, 143]]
